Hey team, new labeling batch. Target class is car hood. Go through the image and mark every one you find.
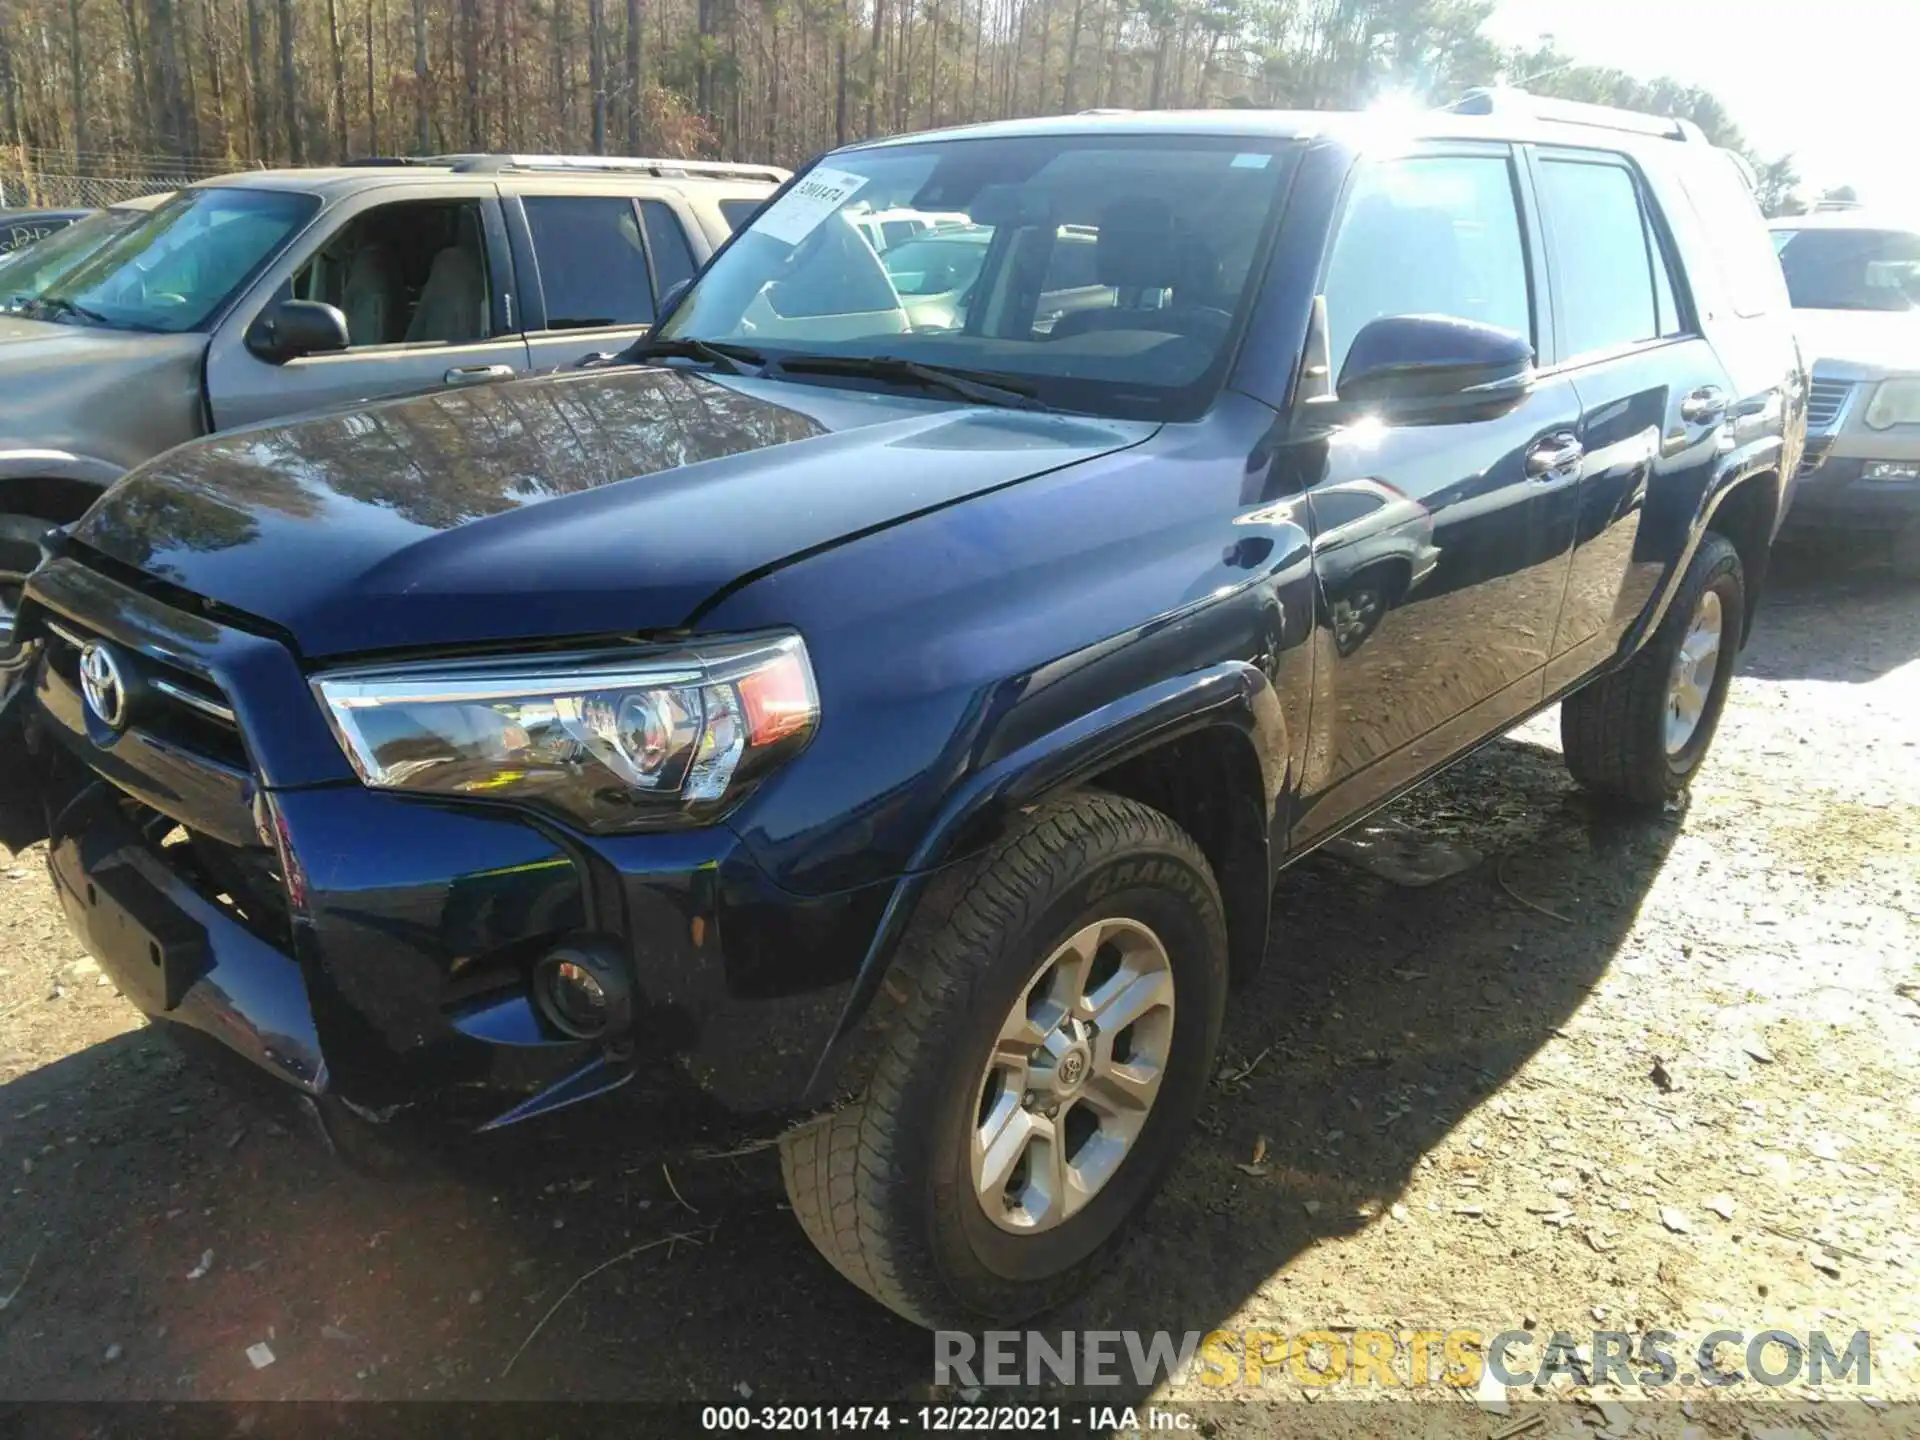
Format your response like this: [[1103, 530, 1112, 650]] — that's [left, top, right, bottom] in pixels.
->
[[1790, 307, 1920, 379], [0, 316, 206, 452], [71, 366, 1156, 659]]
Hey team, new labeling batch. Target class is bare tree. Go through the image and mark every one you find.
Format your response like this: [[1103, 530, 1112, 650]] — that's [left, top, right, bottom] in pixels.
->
[[276, 0, 303, 161]]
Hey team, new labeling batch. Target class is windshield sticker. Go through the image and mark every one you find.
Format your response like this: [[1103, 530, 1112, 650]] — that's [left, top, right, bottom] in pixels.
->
[[754, 168, 871, 246], [1230, 153, 1272, 169]]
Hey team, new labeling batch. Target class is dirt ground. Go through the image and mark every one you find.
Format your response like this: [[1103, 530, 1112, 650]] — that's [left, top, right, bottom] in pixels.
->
[[1, 556, 1916, 1436]]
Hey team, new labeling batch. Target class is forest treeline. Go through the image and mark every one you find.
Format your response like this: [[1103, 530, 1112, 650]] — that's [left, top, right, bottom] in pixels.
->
[[0, 0, 1815, 211]]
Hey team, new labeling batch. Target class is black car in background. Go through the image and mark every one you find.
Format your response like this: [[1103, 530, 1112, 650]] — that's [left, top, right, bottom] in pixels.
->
[[0, 207, 92, 254], [1, 89, 1803, 1329]]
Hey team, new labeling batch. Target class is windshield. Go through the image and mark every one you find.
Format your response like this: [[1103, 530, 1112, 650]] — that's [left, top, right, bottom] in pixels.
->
[[1773, 227, 1920, 312], [881, 233, 990, 296], [25, 186, 317, 332], [0, 206, 155, 312], [661, 135, 1299, 418]]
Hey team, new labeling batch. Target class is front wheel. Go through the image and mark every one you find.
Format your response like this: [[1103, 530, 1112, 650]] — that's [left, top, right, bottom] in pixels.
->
[[780, 791, 1228, 1328], [1561, 531, 1746, 806]]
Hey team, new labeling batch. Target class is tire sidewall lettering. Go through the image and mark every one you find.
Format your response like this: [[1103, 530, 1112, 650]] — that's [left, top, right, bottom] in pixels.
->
[[1083, 856, 1210, 913]]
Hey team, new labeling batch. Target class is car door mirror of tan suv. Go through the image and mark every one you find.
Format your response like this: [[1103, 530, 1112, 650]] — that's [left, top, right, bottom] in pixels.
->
[[246, 298, 352, 364]]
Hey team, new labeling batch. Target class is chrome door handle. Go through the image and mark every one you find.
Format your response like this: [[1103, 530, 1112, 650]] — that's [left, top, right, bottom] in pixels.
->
[[444, 364, 515, 386], [1681, 386, 1728, 425], [577, 351, 620, 368], [1525, 433, 1584, 480]]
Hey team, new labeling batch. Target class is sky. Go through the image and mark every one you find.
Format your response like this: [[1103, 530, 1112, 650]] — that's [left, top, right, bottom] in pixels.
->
[[1486, 0, 1910, 206]]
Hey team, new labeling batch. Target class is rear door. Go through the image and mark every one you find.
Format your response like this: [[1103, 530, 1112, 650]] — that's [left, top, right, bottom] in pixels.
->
[[205, 183, 529, 430], [512, 192, 704, 370], [1526, 147, 1733, 694], [1298, 143, 1585, 834]]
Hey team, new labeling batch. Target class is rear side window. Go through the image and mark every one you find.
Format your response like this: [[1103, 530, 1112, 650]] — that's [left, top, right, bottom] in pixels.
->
[[525, 196, 654, 329], [1676, 153, 1790, 318], [720, 198, 764, 231], [1321, 153, 1533, 381], [641, 200, 699, 298], [1536, 158, 1667, 360]]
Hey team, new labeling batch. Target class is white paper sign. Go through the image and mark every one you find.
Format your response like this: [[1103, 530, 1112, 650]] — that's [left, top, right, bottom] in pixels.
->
[[753, 167, 871, 246]]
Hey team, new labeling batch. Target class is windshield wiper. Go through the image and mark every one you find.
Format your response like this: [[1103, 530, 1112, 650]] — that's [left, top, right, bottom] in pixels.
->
[[25, 295, 115, 327], [767, 354, 1048, 410], [625, 336, 765, 374]]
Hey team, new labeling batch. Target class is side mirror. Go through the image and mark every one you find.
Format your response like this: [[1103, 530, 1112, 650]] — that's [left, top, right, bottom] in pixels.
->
[[246, 298, 351, 364], [1329, 314, 1534, 426]]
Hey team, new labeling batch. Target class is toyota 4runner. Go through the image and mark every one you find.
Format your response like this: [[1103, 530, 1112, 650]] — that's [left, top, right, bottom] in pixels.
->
[[0, 93, 1803, 1329]]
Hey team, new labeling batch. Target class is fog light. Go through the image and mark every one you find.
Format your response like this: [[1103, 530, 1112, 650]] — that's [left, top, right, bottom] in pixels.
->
[[1863, 461, 1920, 480], [533, 944, 632, 1040]]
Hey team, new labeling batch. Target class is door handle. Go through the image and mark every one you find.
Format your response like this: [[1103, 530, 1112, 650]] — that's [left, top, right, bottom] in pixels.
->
[[576, 351, 620, 368], [444, 364, 514, 386], [1525, 433, 1583, 480], [1681, 386, 1728, 425]]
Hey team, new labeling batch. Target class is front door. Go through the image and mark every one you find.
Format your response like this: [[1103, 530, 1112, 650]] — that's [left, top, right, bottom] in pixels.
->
[[1295, 144, 1582, 838], [205, 187, 530, 431]]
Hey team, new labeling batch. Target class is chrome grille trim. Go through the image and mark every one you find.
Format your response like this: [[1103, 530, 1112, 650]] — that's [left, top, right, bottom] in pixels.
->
[[151, 677, 237, 726], [1806, 379, 1855, 434]]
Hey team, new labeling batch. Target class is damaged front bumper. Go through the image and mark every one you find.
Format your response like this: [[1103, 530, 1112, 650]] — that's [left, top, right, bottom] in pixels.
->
[[1, 557, 887, 1140]]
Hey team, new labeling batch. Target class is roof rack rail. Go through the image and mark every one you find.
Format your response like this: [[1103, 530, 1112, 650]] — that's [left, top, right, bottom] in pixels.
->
[[1812, 198, 1865, 212], [1443, 86, 1705, 143], [338, 156, 446, 167], [432, 153, 790, 183]]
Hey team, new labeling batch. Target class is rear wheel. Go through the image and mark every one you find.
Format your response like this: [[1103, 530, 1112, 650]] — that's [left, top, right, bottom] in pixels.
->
[[1561, 532, 1745, 806], [779, 791, 1228, 1328]]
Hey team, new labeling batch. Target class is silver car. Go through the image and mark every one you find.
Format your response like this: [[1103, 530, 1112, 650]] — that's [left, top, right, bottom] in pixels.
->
[[0, 154, 785, 633], [1771, 211, 1920, 572]]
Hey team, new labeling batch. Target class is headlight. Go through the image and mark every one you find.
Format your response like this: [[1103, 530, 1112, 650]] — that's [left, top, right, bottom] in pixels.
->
[[312, 633, 818, 831], [1863, 378, 1920, 430]]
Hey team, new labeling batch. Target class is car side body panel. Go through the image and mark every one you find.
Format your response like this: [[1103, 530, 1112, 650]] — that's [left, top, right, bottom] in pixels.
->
[[0, 320, 206, 489]]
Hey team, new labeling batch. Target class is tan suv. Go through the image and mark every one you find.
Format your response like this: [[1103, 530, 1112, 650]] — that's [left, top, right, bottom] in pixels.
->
[[0, 154, 785, 634]]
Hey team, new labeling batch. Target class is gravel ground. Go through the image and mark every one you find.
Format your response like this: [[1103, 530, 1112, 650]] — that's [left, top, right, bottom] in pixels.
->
[[0, 558, 1915, 1436]]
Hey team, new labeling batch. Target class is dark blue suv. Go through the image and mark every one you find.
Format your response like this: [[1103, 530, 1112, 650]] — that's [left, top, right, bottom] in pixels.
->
[[0, 92, 1803, 1329]]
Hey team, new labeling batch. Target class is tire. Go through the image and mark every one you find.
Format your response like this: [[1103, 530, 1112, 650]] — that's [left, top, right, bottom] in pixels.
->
[[780, 790, 1228, 1328], [1561, 531, 1745, 807]]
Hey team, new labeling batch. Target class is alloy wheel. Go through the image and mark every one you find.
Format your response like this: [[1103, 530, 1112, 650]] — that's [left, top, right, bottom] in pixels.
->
[[1665, 587, 1724, 755], [970, 917, 1176, 1234]]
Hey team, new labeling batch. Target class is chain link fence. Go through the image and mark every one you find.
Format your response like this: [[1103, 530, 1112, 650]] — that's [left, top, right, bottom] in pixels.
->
[[0, 149, 233, 210], [0, 172, 202, 209]]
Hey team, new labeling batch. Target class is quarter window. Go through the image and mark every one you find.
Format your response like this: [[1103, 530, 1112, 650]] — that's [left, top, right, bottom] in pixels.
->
[[1678, 153, 1790, 318], [641, 200, 699, 300], [1536, 159, 1666, 360], [1322, 154, 1533, 382], [526, 196, 654, 329]]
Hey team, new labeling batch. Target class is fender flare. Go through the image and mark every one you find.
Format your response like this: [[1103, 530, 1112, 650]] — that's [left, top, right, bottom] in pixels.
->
[[800, 659, 1278, 1104], [1620, 445, 1781, 663]]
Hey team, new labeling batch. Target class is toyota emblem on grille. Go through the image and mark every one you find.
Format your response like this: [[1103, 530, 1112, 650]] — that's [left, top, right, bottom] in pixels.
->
[[79, 641, 131, 731]]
